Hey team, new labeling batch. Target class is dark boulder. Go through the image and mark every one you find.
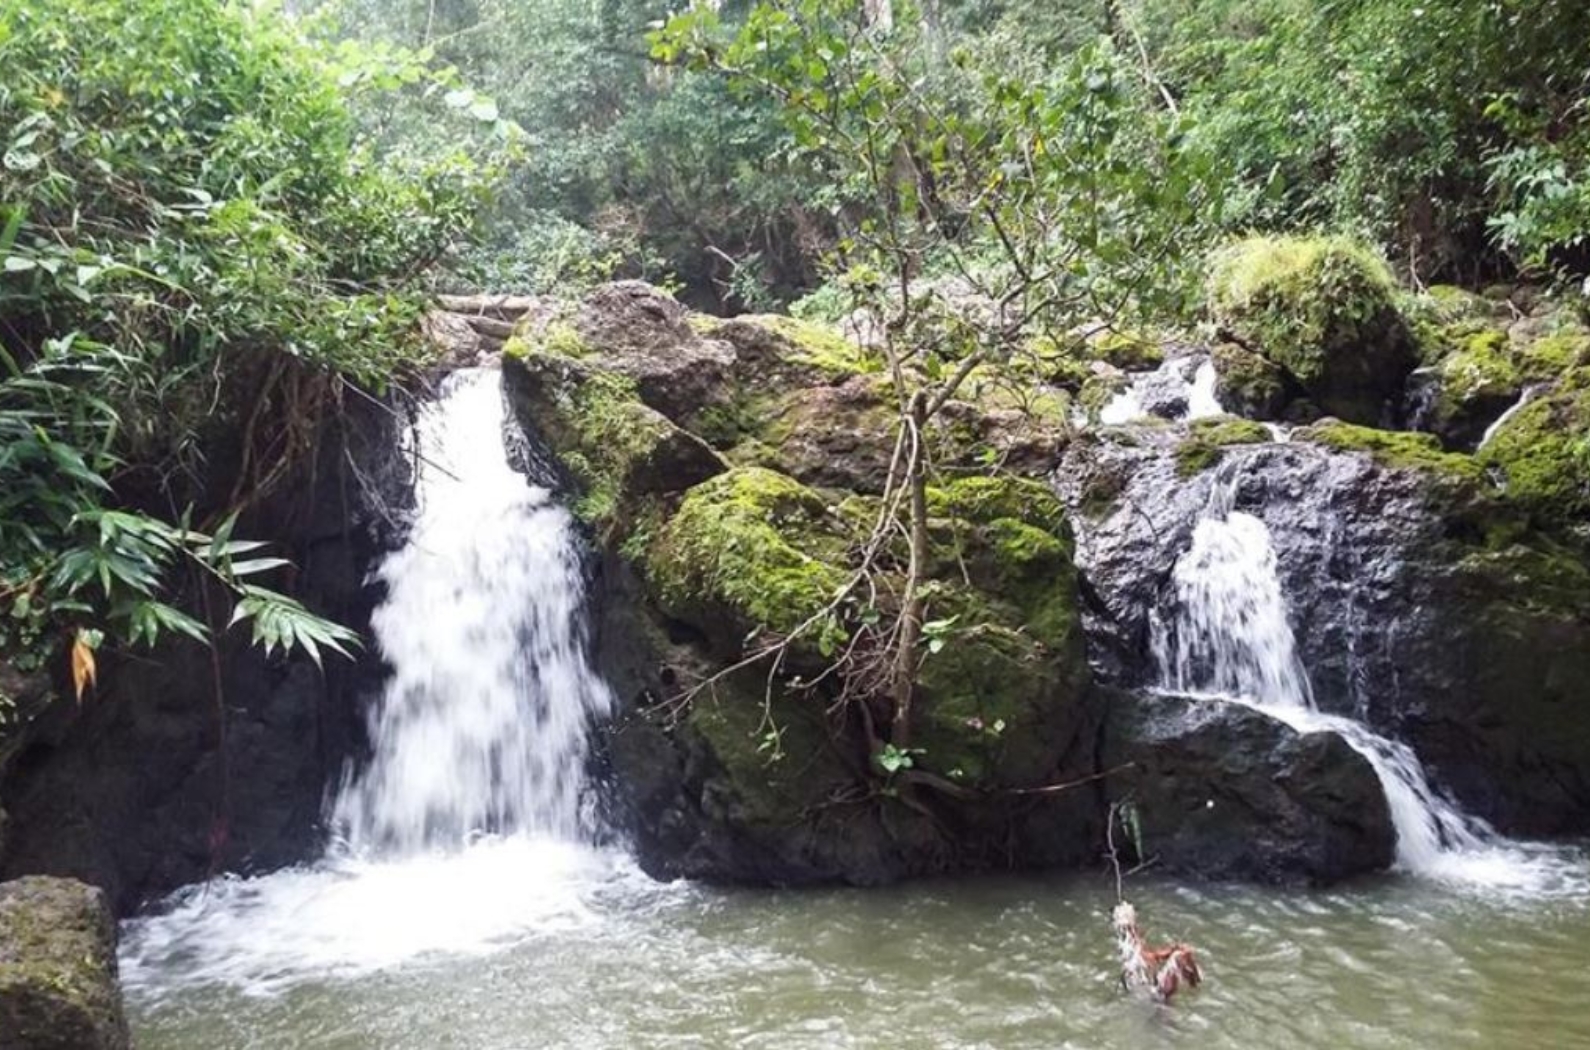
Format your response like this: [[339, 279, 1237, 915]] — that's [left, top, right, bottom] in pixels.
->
[[0, 876, 129, 1050], [0, 397, 411, 914], [1102, 692, 1394, 883]]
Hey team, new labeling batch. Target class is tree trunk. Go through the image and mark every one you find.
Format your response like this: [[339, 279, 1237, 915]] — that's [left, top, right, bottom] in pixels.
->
[[890, 392, 929, 747]]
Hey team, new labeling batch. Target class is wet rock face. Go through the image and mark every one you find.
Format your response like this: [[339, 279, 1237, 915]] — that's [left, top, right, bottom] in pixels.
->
[[0, 876, 129, 1050], [0, 399, 413, 914], [1056, 426, 1590, 836], [509, 282, 1104, 886], [1103, 692, 1395, 883]]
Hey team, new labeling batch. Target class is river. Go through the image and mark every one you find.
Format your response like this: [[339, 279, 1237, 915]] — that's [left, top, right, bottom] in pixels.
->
[[118, 368, 1590, 1049]]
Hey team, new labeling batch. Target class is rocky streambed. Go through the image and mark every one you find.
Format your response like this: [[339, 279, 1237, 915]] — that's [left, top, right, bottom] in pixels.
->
[[3, 261, 1589, 1046]]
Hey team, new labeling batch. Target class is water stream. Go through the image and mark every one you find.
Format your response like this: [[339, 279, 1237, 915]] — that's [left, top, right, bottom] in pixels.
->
[[1149, 474, 1579, 891], [118, 371, 1590, 1048]]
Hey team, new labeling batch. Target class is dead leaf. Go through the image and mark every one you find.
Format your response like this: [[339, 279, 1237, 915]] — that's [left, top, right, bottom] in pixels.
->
[[71, 630, 97, 704]]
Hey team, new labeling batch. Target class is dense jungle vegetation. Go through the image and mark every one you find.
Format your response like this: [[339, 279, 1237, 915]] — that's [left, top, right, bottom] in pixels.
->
[[2, 0, 1588, 712]]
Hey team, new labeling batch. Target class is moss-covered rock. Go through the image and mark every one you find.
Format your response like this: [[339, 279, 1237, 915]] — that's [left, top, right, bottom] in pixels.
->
[[0, 877, 129, 1050], [1477, 368, 1590, 528], [1294, 419, 1485, 486], [645, 467, 850, 656], [1211, 341, 1292, 420], [507, 283, 1108, 887], [1174, 416, 1272, 476], [1207, 235, 1415, 425], [1520, 328, 1590, 381], [503, 353, 724, 531], [1425, 328, 1523, 447]]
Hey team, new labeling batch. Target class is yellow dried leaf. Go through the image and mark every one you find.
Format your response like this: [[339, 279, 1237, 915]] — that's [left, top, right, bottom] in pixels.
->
[[71, 632, 97, 704]]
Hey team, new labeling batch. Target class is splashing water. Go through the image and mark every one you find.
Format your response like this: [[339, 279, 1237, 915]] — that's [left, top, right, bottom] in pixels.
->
[[1099, 356, 1226, 425], [332, 370, 611, 851], [120, 369, 634, 995], [1186, 360, 1223, 420], [1151, 477, 1584, 894]]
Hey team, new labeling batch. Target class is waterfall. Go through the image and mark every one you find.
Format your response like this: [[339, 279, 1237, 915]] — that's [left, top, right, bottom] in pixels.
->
[[119, 369, 635, 993], [332, 369, 611, 853], [1150, 475, 1572, 890]]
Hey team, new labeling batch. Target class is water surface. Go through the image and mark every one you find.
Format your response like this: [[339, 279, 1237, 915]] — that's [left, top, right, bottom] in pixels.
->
[[123, 847, 1590, 1050]]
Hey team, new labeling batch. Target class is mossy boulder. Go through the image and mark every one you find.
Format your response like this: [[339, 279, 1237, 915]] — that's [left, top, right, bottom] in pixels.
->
[[1211, 341, 1292, 420], [1208, 235, 1415, 425], [1424, 328, 1523, 447], [1173, 416, 1272, 477], [1478, 368, 1590, 530], [503, 352, 725, 531], [0, 877, 129, 1050], [644, 467, 850, 661]]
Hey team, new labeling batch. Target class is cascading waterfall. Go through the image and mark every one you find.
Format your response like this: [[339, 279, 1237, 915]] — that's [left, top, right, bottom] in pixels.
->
[[332, 369, 610, 853], [1150, 474, 1574, 891], [1099, 356, 1224, 425], [119, 369, 640, 993]]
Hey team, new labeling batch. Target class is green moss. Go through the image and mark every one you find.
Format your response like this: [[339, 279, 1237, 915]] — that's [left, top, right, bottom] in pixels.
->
[[1297, 420, 1485, 483], [1522, 329, 1590, 382], [1174, 417, 1271, 476], [560, 372, 669, 526], [1207, 234, 1412, 423], [753, 314, 882, 377], [504, 319, 591, 361], [1437, 328, 1520, 409], [925, 475, 1067, 534], [912, 622, 1057, 786], [1090, 329, 1165, 372], [648, 467, 850, 640], [1477, 372, 1590, 526]]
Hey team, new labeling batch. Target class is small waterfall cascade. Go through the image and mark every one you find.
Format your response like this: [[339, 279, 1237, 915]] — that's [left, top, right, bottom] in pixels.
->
[[1150, 475, 1573, 890], [332, 368, 611, 854], [118, 369, 643, 993], [1100, 355, 1225, 425]]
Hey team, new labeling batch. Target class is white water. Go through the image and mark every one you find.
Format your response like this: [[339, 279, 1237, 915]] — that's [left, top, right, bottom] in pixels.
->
[[1186, 360, 1223, 419], [121, 369, 635, 995], [1150, 478, 1582, 894], [1099, 357, 1224, 425]]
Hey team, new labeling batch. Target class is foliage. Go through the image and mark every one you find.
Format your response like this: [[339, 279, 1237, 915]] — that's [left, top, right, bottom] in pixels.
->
[[1139, 0, 1590, 282], [0, 0, 492, 673]]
